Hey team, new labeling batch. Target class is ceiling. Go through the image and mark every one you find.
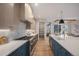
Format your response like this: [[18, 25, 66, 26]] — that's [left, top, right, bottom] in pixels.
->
[[30, 3, 79, 21]]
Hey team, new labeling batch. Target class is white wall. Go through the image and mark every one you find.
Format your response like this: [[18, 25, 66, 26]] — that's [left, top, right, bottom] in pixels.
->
[[30, 3, 79, 20], [69, 21, 79, 35]]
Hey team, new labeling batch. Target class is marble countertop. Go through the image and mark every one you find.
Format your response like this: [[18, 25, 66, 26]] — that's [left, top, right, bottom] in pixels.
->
[[0, 33, 37, 56], [50, 34, 79, 56], [0, 40, 28, 56]]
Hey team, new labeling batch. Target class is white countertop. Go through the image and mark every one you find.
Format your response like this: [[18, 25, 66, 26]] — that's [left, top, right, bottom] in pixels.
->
[[0, 40, 28, 56], [25, 33, 38, 37], [50, 34, 79, 56]]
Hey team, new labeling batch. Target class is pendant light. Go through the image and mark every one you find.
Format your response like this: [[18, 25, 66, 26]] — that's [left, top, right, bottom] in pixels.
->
[[59, 11, 64, 24]]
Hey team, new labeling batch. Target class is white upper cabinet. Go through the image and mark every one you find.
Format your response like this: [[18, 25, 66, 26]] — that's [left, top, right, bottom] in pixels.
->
[[25, 4, 34, 23]]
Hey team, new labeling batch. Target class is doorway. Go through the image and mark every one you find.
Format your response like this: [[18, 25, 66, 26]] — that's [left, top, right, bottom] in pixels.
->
[[39, 22, 45, 38]]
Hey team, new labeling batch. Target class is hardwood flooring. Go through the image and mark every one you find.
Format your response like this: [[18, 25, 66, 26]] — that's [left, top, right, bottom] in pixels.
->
[[32, 37, 54, 56]]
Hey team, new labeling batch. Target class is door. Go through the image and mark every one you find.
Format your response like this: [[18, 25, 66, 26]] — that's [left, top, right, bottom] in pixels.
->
[[39, 22, 45, 38]]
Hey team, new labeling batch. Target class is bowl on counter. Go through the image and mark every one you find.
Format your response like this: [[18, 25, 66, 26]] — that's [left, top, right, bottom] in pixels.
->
[[0, 36, 9, 45]]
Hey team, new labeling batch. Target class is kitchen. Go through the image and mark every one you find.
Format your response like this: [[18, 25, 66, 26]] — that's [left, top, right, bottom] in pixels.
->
[[0, 3, 79, 56]]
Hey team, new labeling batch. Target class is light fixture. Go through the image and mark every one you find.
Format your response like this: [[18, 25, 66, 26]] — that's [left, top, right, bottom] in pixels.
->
[[59, 19, 64, 24], [59, 10, 64, 24], [34, 3, 38, 6], [9, 3, 14, 6]]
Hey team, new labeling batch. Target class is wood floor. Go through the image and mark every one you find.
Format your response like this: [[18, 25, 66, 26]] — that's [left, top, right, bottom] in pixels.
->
[[33, 37, 54, 56]]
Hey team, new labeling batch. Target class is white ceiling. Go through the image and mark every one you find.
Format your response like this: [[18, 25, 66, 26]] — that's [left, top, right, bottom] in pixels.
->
[[30, 3, 79, 21]]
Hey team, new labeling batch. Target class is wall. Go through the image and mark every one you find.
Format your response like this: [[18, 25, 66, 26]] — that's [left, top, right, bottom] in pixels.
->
[[0, 3, 26, 41], [11, 3, 26, 39], [67, 20, 79, 35], [0, 4, 15, 41], [73, 21, 79, 35], [0, 4, 14, 29]]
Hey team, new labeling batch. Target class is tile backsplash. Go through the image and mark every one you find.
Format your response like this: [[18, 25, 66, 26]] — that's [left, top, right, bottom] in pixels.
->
[[72, 24, 79, 35], [0, 29, 11, 41], [69, 21, 79, 35], [0, 22, 26, 41]]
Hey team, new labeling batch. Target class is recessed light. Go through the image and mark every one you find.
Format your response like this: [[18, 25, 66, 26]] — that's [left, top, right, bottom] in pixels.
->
[[9, 3, 14, 6], [34, 3, 38, 6]]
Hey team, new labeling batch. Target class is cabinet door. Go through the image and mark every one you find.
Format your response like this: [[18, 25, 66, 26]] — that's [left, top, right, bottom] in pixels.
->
[[50, 36, 72, 56], [53, 40, 60, 56], [54, 40, 67, 56], [49, 37, 57, 55], [21, 41, 30, 56], [30, 35, 38, 53], [54, 40, 72, 56], [8, 47, 22, 56], [8, 42, 30, 56], [58, 45, 66, 56], [19, 43, 29, 56], [61, 47, 72, 56], [52, 39, 65, 56]]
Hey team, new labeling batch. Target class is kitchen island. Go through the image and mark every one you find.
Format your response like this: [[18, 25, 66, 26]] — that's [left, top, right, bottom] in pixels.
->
[[49, 34, 79, 56]]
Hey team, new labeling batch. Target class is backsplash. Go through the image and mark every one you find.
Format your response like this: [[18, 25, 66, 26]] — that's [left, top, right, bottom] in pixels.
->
[[70, 21, 79, 35], [0, 29, 11, 41], [0, 29, 10, 36], [0, 22, 26, 41], [72, 24, 79, 35], [14, 22, 26, 39]]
